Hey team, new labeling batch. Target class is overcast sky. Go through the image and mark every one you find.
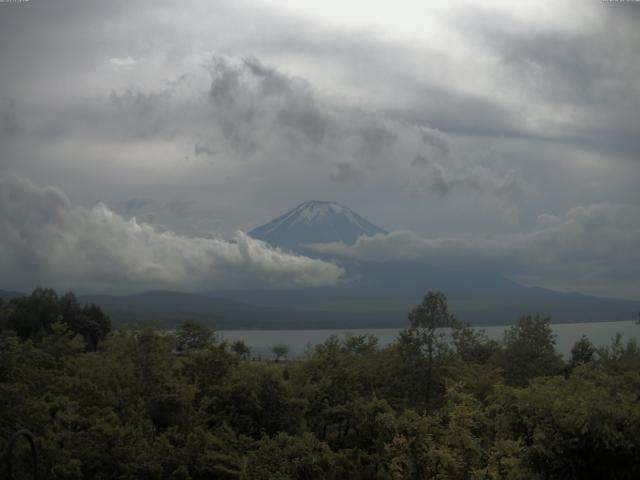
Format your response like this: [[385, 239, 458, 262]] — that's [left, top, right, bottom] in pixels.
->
[[0, 0, 638, 298]]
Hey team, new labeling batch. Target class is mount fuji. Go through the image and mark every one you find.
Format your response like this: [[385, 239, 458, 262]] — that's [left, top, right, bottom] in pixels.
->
[[248, 201, 387, 250], [75, 202, 637, 329], [237, 200, 638, 326]]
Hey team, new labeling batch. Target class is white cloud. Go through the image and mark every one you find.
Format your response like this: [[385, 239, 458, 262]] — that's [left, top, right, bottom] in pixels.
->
[[108, 56, 138, 70], [0, 175, 344, 292]]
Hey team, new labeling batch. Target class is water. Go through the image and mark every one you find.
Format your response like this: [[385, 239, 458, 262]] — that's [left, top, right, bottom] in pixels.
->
[[220, 321, 640, 360]]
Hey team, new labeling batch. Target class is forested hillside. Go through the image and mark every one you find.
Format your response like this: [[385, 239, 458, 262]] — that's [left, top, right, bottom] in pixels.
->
[[1, 290, 640, 479]]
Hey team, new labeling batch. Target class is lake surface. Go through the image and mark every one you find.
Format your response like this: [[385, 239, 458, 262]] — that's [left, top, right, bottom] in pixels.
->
[[220, 321, 640, 359]]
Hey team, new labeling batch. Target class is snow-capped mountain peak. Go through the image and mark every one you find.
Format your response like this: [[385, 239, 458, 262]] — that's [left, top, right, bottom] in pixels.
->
[[248, 201, 387, 250]]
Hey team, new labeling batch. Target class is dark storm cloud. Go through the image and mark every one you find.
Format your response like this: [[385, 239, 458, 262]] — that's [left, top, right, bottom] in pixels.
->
[[450, 2, 640, 159], [202, 54, 404, 184], [208, 55, 329, 150], [468, 6, 639, 106]]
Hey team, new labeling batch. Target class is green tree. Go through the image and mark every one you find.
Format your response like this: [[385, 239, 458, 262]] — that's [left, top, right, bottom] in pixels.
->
[[0, 289, 110, 350], [231, 339, 251, 359], [597, 334, 640, 371], [451, 323, 499, 365], [271, 344, 290, 362], [71, 303, 111, 351], [243, 432, 343, 480], [6, 287, 60, 340], [493, 368, 640, 479], [206, 363, 304, 438], [181, 343, 237, 404], [343, 333, 379, 355], [400, 291, 457, 407], [175, 320, 214, 353], [569, 335, 596, 369], [501, 315, 564, 386]]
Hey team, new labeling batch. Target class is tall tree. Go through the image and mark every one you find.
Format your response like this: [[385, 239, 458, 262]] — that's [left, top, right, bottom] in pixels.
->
[[175, 320, 214, 353], [401, 291, 458, 407], [502, 315, 564, 386], [231, 339, 251, 359], [569, 335, 596, 369], [271, 344, 290, 362]]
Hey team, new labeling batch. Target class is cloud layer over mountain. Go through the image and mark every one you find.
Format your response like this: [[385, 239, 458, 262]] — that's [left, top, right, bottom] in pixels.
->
[[307, 203, 640, 299], [0, 175, 344, 292]]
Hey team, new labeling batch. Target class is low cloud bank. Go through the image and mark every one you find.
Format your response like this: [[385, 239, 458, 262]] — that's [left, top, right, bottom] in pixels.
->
[[0, 175, 344, 292], [307, 204, 640, 299]]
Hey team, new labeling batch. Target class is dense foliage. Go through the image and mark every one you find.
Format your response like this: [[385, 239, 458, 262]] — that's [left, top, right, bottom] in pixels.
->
[[1, 290, 639, 479]]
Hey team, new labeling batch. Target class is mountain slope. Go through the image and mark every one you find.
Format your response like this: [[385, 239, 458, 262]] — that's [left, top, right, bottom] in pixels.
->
[[78, 291, 406, 329], [248, 201, 387, 250], [0, 289, 26, 302], [242, 201, 639, 326], [215, 260, 640, 325]]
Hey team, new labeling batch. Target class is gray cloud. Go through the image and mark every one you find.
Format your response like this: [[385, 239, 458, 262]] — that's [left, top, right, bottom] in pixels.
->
[[105, 82, 189, 140], [386, 86, 521, 139], [411, 154, 430, 167], [449, 3, 640, 160], [123, 198, 152, 216], [0, 0, 637, 297], [409, 162, 525, 203], [307, 203, 640, 299], [419, 127, 450, 156], [330, 161, 366, 184], [1, 98, 22, 138], [117, 198, 227, 237], [207, 55, 328, 154], [356, 120, 398, 158], [194, 142, 215, 157], [276, 99, 327, 145], [109, 88, 171, 116], [0, 175, 344, 292]]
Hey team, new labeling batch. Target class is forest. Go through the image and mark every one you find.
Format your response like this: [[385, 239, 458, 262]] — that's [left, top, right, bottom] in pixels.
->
[[1, 288, 640, 479]]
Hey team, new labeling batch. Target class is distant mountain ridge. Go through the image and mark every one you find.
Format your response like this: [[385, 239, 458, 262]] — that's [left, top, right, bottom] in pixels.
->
[[2, 201, 637, 330], [78, 290, 405, 330], [2, 282, 636, 330], [248, 201, 387, 250], [241, 200, 639, 327], [0, 289, 25, 301]]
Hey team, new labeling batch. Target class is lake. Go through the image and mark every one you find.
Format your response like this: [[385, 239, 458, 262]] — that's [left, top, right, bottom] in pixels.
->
[[220, 320, 640, 359]]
